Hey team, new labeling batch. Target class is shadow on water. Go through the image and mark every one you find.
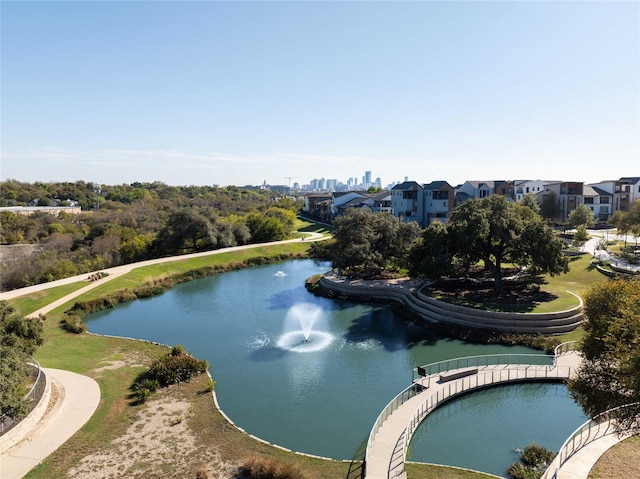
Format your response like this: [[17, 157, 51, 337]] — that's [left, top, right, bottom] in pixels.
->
[[248, 346, 289, 362], [267, 286, 365, 312], [342, 308, 439, 352]]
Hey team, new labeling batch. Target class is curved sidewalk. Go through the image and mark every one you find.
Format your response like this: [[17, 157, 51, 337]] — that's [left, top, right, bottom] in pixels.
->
[[0, 232, 326, 310], [0, 369, 100, 479]]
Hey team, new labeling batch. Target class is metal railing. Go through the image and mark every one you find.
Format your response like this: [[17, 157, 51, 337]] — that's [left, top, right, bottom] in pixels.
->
[[364, 350, 575, 479], [541, 403, 639, 479], [0, 358, 46, 436], [412, 353, 554, 387], [554, 340, 578, 357], [396, 364, 572, 478]]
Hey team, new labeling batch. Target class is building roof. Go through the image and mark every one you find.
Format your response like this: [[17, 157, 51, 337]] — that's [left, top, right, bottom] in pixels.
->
[[391, 181, 421, 190], [424, 180, 451, 190], [589, 185, 612, 197]]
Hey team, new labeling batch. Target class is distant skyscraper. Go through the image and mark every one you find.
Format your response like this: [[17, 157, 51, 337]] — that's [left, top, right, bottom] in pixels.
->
[[365, 171, 372, 186]]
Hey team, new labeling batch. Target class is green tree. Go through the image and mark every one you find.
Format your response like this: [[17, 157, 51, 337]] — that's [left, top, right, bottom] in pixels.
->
[[568, 204, 596, 229], [154, 209, 216, 254], [245, 212, 289, 243], [408, 221, 454, 279], [331, 209, 420, 277], [447, 196, 568, 293], [569, 279, 640, 434], [519, 193, 541, 215], [541, 190, 559, 222], [0, 301, 44, 419]]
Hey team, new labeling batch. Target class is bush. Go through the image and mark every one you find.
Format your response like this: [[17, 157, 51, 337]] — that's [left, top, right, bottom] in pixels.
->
[[61, 314, 87, 334], [130, 377, 159, 404], [146, 348, 209, 386], [520, 442, 556, 467], [507, 462, 539, 479], [195, 465, 210, 479], [237, 457, 304, 479], [508, 442, 556, 479]]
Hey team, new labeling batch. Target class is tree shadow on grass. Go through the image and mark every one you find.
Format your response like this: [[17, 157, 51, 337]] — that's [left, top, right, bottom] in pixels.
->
[[427, 277, 559, 313]]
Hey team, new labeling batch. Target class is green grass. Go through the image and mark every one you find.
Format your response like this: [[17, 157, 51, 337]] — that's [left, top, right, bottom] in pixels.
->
[[9, 226, 597, 479], [10, 281, 88, 317], [432, 254, 606, 314]]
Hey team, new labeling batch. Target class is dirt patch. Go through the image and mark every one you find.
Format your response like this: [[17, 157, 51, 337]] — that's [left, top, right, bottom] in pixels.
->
[[94, 350, 147, 376], [67, 385, 234, 479]]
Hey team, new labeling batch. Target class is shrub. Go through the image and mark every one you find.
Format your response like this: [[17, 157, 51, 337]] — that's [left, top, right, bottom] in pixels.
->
[[61, 314, 87, 334], [195, 465, 210, 479], [507, 462, 539, 479], [130, 377, 159, 403], [508, 442, 556, 479], [520, 442, 556, 467], [146, 348, 209, 386], [237, 457, 304, 479], [171, 344, 186, 356], [204, 378, 216, 392]]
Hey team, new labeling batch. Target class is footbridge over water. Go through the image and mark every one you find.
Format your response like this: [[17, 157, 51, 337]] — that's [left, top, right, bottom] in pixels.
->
[[363, 342, 581, 479]]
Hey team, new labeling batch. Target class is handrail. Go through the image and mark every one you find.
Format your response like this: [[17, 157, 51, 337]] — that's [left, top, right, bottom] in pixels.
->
[[541, 402, 639, 479], [413, 353, 553, 386], [553, 340, 578, 358], [397, 364, 572, 478], [364, 352, 556, 470]]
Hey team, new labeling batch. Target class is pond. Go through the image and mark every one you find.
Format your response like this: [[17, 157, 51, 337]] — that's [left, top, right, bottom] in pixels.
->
[[86, 259, 586, 475]]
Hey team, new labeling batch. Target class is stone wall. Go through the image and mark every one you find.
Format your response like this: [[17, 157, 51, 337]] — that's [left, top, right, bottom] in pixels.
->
[[318, 273, 583, 335]]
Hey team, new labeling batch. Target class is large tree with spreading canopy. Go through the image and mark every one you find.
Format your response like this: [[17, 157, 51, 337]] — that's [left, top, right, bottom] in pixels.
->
[[413, 195, 568, 293], [569, 279, 640, 433]]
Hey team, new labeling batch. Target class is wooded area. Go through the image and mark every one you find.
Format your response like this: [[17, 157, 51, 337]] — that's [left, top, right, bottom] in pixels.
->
[[0, 180, 301, 291]]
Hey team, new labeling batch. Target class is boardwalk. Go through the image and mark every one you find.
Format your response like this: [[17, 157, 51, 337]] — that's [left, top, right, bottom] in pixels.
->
[[364, 350, 580, 479]]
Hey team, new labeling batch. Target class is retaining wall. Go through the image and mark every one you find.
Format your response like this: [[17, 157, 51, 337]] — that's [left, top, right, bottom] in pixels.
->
[[0, 370, 51, 453], [318, 273, 583, 335]]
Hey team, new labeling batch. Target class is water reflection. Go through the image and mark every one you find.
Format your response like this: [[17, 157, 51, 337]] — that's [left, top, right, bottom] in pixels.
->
[[86, 259, 585, 467]]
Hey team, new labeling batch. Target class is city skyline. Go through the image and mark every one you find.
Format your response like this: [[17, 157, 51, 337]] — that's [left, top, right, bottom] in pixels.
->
[[1, 1, 638, 187]]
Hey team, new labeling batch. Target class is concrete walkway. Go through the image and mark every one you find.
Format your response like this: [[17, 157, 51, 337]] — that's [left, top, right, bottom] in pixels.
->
[[553, 425, 634, 479], [0, 232, 326, 317], [365, 354, 576, 479], [0, 369, 100, 479]]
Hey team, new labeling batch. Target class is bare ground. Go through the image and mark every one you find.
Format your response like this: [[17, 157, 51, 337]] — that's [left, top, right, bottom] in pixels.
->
[[67, 383, 237, 479], [588, 435, 640, 479]]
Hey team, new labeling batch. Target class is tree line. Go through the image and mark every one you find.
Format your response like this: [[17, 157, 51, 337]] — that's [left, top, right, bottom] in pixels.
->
[[0, 181, 300, 291], [327, 194, 569, 293]]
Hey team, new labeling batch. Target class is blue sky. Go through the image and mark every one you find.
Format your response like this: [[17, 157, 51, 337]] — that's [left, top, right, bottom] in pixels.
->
[[1, 1, 638, 187]]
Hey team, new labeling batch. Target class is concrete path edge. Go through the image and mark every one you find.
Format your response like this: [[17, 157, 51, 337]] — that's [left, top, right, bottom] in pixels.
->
[[0, 369, 100, 479]]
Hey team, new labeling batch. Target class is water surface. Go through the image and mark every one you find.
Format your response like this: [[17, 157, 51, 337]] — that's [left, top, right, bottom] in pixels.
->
[[86, 259, 584, 468]]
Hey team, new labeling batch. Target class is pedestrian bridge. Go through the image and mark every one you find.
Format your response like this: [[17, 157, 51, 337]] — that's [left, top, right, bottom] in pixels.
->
[[364, 342, 581, 479]]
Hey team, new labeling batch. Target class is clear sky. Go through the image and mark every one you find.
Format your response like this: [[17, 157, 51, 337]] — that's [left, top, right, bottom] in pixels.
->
[[1, 1, 638, 188]]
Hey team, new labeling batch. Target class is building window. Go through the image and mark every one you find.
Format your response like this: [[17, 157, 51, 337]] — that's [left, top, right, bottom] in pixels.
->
[[600, 197, 610, 204]]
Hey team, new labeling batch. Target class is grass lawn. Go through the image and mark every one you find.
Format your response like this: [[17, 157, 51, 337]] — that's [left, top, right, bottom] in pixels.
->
[[8, 225, 599, 479], [429, 254, 606, 314], [10, 281, 88, 317]]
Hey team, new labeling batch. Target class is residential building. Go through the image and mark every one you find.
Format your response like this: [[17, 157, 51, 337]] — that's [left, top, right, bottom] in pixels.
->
[[620, 177, 640, 206], [423, 181, 454, 225], [590, 180, 631, 214], [454, 180, 514, 205], [583, 185, 609, 221], [514, 180, 550, 202], [391, 181, 424, 226], [541, 182, 585, 222]]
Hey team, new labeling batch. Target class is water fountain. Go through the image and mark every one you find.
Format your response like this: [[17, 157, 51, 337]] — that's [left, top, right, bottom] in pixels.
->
[[274, 271, 287, 277], [276, 302, 333, 353]]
